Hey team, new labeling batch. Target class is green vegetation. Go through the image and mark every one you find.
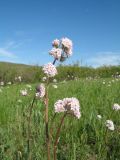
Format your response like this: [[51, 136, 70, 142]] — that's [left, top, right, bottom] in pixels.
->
[[0, 79, 120, 159], [0, 62, 120, 83]]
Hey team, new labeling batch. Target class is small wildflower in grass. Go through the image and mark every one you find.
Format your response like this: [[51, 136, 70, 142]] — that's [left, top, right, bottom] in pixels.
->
[[36, 84, 45, 98], [52, 85, 58, 89], [54, 97, 81, 119], [20, 89, 27, 96], [0, 81, 4, 86], [97, 115, 102, 119], [106, 120, 114, 131], [43, 63, 57, 77], [42, 76, 47, 82], [112, 103, 120, 111], [53, 79, 57, 83], [7, 82, 12, 85]]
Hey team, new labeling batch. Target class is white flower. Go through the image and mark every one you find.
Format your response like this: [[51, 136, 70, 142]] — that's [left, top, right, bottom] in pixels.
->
[[49, 48, 62, 60], [61, 37, 73, 56], [0, 81, 4, 86], [103, 81, 105, 84], [7, 82, 12, 85], [53, 85, 58, 89], [42, 76, 47, 82], [53, 79, 57, 83], [112, 103, 120, 111], [36, 84, 45, 98], [54, 97, 81, 119], [52, 39, 60, 48], [18, 76, 22, 81], [20, 89, 27, 96], [97, 115, 102, 119], [42, 63, 57, 77], [106, 120, 114, 131]]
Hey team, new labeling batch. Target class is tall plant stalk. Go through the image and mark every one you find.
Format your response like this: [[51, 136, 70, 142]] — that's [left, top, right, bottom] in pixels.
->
[[44, 80, 50, 160], [53, 113, 66, 160]]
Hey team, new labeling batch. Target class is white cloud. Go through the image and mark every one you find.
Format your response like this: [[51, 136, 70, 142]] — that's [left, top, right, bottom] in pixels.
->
[[86, 52, 120, 67], [0, 48, 17, 58]]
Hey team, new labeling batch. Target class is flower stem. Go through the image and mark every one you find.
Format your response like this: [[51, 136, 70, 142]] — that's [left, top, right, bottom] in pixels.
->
[[45, 82, 50, 160], [53, 113, 66, 160], [53, 58, 57, 65]]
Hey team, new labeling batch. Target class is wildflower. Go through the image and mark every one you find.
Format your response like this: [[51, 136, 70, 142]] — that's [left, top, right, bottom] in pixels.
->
[[49, 48, 62, 60], [54, 97, 81, 119], [53, 85, 58, 89], [61, 37, 73, 56], [103, 81, 105, 84], [42, 63, 57, 77], [0, 81, 4, 86], [42, 76, 47, 82], [112, 103, 120, 111], [54, 100, 66, 113], [7, 82, 12, 85], [53, 79, 57, 83], [18, 76, 22, 82], [97, 115, 102, 119], [52, 39, 60, 48], [106, 120, 114, 131], [20, 89, 27, 96], [36, 84, 45, 98]]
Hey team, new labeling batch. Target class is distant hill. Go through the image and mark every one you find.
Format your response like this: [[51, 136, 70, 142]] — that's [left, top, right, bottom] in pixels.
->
[[0, 61, 120, 83]]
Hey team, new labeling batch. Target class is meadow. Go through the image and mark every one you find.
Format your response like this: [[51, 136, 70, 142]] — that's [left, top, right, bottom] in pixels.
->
[[0, 78, 120, 160]]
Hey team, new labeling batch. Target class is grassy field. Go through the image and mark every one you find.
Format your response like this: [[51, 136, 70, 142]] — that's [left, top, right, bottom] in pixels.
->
[[0, 78, 120, 160]]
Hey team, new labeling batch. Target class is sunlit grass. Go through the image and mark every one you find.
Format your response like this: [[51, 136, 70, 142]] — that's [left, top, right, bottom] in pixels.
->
[[0, 78, 120, 159]]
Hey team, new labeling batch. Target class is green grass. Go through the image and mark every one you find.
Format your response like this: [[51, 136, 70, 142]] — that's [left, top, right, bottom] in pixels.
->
[[0, 79, 120, 160]]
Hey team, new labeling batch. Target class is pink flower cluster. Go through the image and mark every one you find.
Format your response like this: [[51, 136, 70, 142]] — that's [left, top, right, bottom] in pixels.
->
[[54, 97, 81, 119], [61, 37, 72, 56], [49, 37, 73, 61], [36, 83, 45, 98], [52, 39, 60, 48], [49, 48, 62, 60], [42, 63, 57, 77]]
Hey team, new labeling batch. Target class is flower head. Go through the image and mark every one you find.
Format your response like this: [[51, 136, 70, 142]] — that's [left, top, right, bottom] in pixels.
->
[[36, 83, 45, 98], [106, 120, 114, 131], [49, 48, 62, 60], [20, 89, 27, 96], [42, 76, 47, 82], [52, 39, 60, 48], [53, 84, 58, 89], [42, 63, 57, 77], [54, 97, 81, 119], [61, 37, 73, 56], [112, 103, 120, 111], [97, 115, 102, 119]]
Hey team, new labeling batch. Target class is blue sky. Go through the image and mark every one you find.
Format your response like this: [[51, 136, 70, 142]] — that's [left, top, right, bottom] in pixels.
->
[[0, 0, 120, 67]]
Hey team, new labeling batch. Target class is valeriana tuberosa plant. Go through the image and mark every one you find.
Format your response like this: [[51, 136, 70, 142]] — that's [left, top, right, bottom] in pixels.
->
[[27, 37, 81, 160]]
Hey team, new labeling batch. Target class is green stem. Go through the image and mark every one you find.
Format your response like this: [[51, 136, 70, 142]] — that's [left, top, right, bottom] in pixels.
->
[[53, 113, 66, 160]]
